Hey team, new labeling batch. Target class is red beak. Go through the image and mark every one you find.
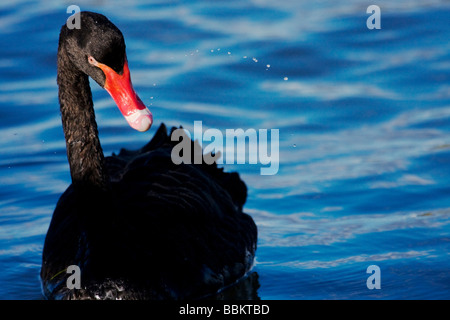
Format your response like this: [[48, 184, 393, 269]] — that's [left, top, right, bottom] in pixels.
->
[[89, 56, 153, 132]]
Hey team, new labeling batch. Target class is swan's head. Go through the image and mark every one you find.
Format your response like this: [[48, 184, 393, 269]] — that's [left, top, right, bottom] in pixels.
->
[[60, 11, 152, 132]]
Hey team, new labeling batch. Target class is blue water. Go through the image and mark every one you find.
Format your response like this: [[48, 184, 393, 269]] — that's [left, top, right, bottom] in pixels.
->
[[1, 0, 450, 300]]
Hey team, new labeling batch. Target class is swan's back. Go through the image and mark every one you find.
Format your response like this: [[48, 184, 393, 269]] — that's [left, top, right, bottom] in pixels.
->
[[41, 123, 257, 299]]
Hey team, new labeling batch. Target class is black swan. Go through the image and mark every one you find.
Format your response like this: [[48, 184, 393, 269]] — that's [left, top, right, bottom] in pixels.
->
[[40, 11, 257, 300]]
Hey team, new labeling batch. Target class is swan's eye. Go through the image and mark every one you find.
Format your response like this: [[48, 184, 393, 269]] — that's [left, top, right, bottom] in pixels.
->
[[88, 56, 97, 66]]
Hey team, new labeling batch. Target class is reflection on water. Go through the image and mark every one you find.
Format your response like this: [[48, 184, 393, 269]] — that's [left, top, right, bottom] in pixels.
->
[[0, 0, 450, 299]]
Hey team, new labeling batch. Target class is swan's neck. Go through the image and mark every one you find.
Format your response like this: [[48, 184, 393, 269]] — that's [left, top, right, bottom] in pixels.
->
[[57, 49, 109, 190]]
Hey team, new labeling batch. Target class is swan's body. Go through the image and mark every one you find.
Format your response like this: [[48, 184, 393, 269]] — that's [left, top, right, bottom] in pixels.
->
[[40, 12, 257, 300]]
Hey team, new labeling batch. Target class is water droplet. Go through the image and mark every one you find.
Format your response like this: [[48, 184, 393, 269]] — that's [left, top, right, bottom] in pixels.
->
[[284, 77, 289, 81], [293, 144, 296, 148], [266, 64, 271, 68], [252, 57, 258, 63]]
